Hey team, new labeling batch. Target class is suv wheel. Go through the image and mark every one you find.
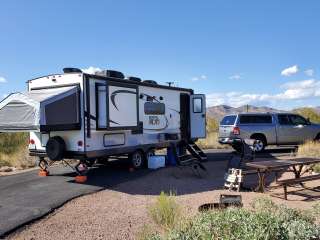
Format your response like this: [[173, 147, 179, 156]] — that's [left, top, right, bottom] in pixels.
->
[[251, 136, 266, 152]]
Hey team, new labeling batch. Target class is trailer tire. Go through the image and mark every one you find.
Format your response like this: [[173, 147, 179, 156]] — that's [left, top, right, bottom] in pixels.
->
[[130, 150, 144, 169], [46, 137, 66, 161]]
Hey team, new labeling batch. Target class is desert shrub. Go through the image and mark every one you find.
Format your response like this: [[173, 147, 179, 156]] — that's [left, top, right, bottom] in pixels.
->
[[150, 197, 320, 240], [196, 117, 231, 149], [197, 132, 230, 149], [0, 133, 33, 168], [206, 117, 219, 133], [149, 191, 181, 230], [137, 225, 161, 240], [294, 108, 320, 124], [0, 132, 28, 154]]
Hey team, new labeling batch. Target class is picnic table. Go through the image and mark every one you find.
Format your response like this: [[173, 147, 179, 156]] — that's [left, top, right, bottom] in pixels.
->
[[245, 157, 320, 193]]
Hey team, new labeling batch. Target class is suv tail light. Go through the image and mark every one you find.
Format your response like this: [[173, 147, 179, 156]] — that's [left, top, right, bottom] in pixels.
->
[[232, 127, 240, 135]]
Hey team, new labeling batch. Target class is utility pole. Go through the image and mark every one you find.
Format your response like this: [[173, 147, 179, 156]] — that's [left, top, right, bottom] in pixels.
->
[[166, 82, 174, 87]]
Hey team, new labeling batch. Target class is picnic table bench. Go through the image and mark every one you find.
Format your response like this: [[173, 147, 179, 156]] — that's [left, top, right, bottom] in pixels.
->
[[245, 158, 320, 198], [277, 174, 320, 200]]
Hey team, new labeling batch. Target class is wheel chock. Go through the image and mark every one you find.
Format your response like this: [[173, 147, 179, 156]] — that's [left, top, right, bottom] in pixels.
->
[[75, 175, 87, 183], [38, 170, 49, 177]]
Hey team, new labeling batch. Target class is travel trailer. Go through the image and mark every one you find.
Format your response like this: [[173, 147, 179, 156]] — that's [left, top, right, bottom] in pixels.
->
[[0, 68, 206, 174]]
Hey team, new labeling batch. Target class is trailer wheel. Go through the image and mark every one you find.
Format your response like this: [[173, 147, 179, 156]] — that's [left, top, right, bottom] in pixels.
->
[[130, 150, 144, 169], [46, 136, 66, 161]]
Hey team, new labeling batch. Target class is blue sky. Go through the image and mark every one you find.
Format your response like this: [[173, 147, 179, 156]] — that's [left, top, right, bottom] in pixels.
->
[[0, 0, 319, 109]]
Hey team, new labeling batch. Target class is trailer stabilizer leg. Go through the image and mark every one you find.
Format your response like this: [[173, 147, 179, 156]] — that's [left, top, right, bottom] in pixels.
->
[[38, 157, 50, 177], [74, 161, 89, 183], [75, 175, 88, 183], [38, 169, 49, 177]]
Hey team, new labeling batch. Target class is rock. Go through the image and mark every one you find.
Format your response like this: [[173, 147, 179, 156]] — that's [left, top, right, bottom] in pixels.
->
[[0, 166, 13, 172]]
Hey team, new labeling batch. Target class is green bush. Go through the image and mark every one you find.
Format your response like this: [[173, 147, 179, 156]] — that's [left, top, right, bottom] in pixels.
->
[[150, 197, 320, 240], [149, 191, 181, 230]]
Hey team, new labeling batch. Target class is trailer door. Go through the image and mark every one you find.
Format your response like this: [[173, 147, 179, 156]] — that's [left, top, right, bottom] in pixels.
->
[[190, 94, 206, 139]]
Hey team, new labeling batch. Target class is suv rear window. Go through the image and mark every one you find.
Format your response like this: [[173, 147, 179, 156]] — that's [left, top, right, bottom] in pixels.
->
[[220, 115, 237, 125], [239, 115, 272, 124]]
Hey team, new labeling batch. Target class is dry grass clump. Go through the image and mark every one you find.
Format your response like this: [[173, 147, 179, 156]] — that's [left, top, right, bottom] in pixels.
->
[[149, 191, 181, 230], [197, 132, 230, 149], [138, 191, 182, 240], [0, 133, 35, 169], [297, 141, 320, 173], [297, 141, 320, 158]]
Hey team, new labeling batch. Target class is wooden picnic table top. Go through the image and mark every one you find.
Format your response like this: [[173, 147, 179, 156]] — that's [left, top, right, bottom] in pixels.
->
[[245, 157, 320, 170]]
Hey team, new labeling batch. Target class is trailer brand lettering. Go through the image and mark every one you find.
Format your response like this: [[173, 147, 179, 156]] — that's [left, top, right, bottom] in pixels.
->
[[149, 116, 160, 125]]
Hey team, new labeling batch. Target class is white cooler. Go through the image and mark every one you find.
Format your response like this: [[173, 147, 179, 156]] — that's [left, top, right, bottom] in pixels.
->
[[148, 155, 166, 169]]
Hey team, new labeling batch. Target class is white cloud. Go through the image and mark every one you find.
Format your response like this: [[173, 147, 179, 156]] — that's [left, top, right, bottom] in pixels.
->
[[191, 75, 207, 82], [229, 74, 242, 80], [304, 69, 314, 77], [281, 65, 299, 76], [0, 76, 7, 83], [206, 78, 320, 107], [81, 66, 102, 74]]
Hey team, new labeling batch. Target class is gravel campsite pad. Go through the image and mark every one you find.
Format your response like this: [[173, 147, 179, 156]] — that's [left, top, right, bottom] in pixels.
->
[[8, 160, 320, 240]]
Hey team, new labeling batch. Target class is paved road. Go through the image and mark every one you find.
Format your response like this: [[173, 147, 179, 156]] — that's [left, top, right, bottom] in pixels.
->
[[0, 148, 294, 237]]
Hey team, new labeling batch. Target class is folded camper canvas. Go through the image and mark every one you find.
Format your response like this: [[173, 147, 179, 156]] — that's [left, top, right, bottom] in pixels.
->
[[0, 86, 79, 131]]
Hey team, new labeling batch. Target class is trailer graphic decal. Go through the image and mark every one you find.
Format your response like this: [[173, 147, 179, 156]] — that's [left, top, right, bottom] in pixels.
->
[[110, 90, 137, 111]]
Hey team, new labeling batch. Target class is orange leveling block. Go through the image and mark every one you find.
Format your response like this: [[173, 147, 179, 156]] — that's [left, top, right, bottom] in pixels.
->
[[38, 170, 49, 177], [75, 175, 88, 183]]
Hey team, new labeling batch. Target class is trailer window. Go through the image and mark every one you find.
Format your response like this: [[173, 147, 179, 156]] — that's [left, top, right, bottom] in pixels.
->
[[96, 84, 107, 129], [144, 102, 165, 115], [193, 98, 202, 113], [45, 90, 80, 126]]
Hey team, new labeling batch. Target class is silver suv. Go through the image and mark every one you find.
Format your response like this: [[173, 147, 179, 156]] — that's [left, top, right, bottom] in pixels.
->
[[218, 113, 320, 152]]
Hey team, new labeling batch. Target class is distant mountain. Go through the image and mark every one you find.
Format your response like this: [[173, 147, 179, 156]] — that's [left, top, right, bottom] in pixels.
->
[[312, 107, 320, 114], [293, 106, 320, 113], [207, 105, 283, 120]]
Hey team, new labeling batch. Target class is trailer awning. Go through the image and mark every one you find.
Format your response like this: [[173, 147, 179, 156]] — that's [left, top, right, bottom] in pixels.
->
[[0, 86, 80, 132]]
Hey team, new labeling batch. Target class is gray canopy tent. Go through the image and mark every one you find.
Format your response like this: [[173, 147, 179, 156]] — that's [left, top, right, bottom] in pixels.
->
[[0, 86, 80, 132]]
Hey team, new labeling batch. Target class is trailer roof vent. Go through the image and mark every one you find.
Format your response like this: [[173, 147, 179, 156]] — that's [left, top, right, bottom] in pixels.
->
[[96, 70, 125, 79], [128, 76, 142, 82], [63, 68, 83, 74], [143, 80, 158, 85]]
